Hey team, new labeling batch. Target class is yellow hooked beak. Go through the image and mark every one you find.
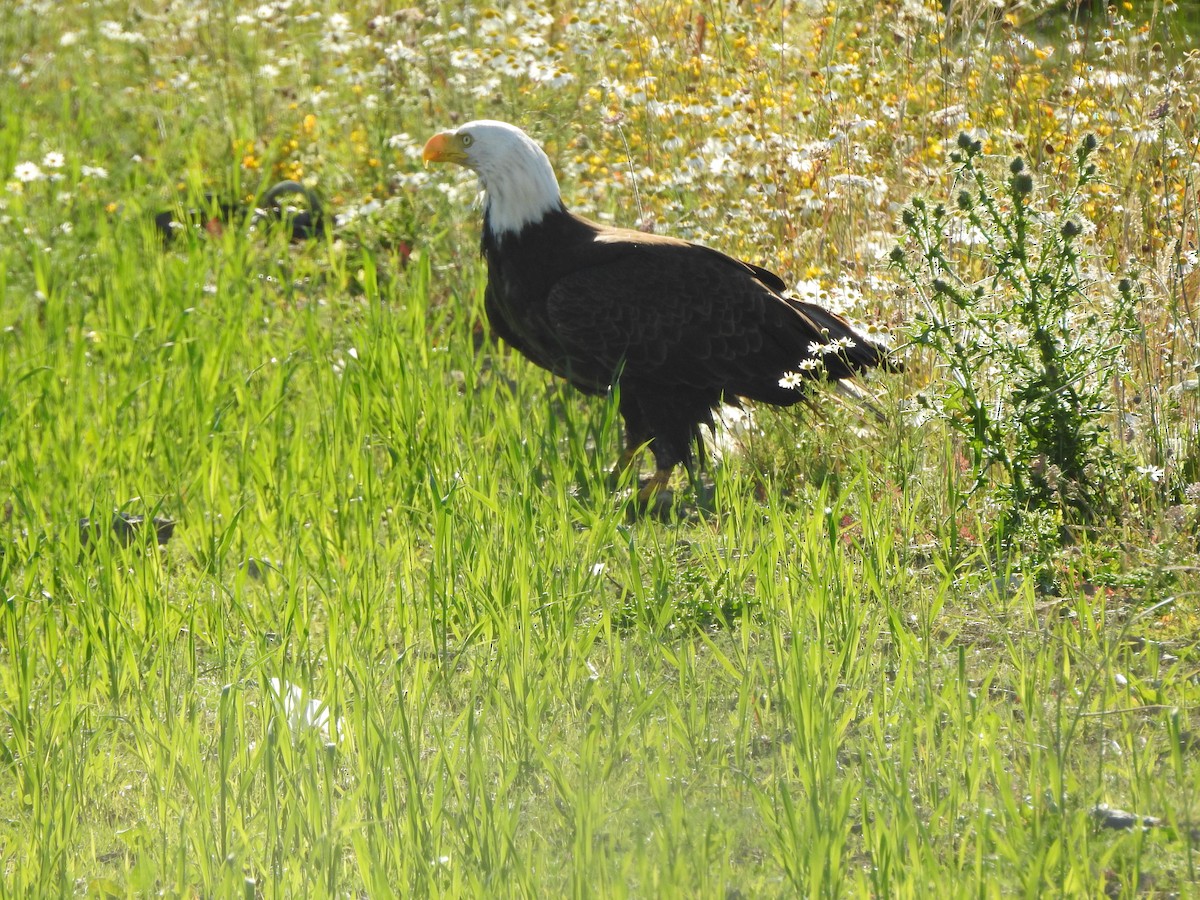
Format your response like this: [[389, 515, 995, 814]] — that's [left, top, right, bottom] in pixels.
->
[[422, 131, 469, 167]]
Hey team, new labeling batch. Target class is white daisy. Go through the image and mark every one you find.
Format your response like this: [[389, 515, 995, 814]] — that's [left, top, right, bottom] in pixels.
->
[[13, 162, 43, 182]]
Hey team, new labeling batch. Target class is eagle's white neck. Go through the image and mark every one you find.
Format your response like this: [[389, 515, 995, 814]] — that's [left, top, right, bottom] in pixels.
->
[[475, 133, 563, 238]]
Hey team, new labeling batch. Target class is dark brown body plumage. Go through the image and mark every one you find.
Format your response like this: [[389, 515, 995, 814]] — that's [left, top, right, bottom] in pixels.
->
[[482, 207, 895, 475]]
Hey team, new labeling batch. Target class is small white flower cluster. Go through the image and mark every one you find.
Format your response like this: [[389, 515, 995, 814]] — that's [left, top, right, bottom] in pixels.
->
[[335, 200, 380, 227], [11, 152, 109, 186], [319, 12, 361, 56], [778, 357, 826, 390], [827, 173, 888, 208], [98, 20, 147, 44], [806, 335, 857, 357], [385, 133, 426, 161], [9, 152, 108, 195]]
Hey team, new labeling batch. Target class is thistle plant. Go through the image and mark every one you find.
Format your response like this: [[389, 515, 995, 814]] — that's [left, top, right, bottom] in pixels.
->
[[891, 133, 1139, 538]]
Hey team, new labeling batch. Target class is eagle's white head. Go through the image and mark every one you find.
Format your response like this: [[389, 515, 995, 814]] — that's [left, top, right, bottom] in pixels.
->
[[423, 120, 563, 239]]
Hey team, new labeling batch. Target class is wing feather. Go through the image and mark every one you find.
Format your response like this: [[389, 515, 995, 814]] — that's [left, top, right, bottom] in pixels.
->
[[545, 241, 879, 399]]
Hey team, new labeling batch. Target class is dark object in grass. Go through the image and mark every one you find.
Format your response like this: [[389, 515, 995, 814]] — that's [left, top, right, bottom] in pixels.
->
[[241, 556, 281, 580], [1091, 805, 1200, 841], [1092, 805, 1163, 831], [154, 200, 236, 244], [423, 120, 899, 504], [79, 512, 175, 549], [155, 180, 325, 245], [257, 180, 325, 240]]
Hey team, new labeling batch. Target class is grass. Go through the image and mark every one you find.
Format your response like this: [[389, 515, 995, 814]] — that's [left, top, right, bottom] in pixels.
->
[[2, 0, 1199, 895]]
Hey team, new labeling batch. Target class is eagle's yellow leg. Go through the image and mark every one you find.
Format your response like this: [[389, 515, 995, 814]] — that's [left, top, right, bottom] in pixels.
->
[[610, 445, 644, 488], [614, 446, 640, 475], [636, 469, 673, 505]]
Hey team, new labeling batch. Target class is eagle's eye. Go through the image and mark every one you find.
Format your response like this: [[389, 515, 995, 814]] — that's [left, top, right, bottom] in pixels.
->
[[461, 133, 474, 148]]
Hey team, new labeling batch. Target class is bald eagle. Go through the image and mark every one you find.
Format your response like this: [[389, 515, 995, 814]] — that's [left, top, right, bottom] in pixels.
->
[[424, 120, 897, 500]]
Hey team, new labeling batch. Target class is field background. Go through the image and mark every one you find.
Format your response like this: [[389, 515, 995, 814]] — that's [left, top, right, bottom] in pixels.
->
[[1, 0, 1199, 896]]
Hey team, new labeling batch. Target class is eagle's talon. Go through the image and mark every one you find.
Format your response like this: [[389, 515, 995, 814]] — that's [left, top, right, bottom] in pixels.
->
[[635, 469, 674, 506], [608, 447, 642, 490]]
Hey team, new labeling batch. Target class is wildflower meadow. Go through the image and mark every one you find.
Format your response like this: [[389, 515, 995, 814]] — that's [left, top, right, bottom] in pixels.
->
[[1, 0, 1199, 895]]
